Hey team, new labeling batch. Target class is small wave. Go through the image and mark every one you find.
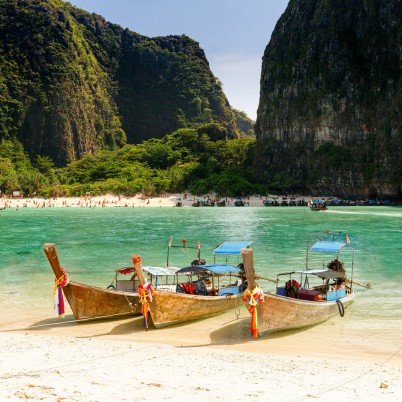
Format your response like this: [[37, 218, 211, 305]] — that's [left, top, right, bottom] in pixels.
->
[[326, 209, 402, 218]]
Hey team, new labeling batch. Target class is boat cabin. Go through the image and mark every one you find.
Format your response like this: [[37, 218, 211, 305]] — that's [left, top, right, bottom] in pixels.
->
[[275, 238, 354, 302], [114, 239, 253, 297], [174, 263, 244, 296], [109, 265, 181, 292]]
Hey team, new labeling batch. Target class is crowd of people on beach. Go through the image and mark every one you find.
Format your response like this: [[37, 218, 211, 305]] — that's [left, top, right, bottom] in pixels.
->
[[0, 193, 314, 210]]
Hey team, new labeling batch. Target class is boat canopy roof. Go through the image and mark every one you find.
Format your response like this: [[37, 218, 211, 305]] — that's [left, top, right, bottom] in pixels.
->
[[213, 241, 252, 255], [313, 270, 346, 279], [117, 266, 180, 276], [296, 269, 328, 274], [176, 263, 240, 275], [295, 269, 345, 279], [310, 241, 346, 253], [142, 266, 181, 276]]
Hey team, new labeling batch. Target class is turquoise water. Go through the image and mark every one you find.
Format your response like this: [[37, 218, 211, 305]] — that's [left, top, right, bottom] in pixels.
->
[[0, 206, 401, 353]]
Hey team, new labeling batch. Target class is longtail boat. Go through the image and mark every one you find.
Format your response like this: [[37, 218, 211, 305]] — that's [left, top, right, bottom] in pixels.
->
[[133, 240, 252, 329], [241, 233, 356, 337], [44, 243, 143, 321], [308, 199, 328, 211]]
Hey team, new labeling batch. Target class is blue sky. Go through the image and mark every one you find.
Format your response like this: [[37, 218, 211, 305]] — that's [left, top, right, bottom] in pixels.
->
[[65, 0, 289, 120]]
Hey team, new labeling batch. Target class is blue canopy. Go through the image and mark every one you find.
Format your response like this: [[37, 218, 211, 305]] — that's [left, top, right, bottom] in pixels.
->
[[310, 241, 346, 253], [176, 264, 240, 275], [213, 241, 252, 255]]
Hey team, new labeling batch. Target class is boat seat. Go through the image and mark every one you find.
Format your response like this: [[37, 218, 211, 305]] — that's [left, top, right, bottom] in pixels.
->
[[218, 285, 240, 296], [299, 289, 321, 301], [180, 282, 195, 294], [276, 286, 286, 296]]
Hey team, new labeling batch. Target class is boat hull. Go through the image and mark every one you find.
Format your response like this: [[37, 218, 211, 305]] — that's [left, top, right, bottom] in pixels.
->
[[256, 291, 355, 334], [309, 206, 327, 211], [62, 281, 141, 320], [44, 243, 141, 321], [149, 291, 244, 328]]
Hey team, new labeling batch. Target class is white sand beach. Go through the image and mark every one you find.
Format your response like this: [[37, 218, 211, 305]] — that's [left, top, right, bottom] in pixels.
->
[[0, 193, 315, 209], [0, 310, 401, 402]]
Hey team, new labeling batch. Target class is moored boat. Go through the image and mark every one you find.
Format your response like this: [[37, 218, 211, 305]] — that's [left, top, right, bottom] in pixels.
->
[[133, 240, 252, 329], [241, 233, 356, 337], [43, 243, 142, 321], [201, 199, 215, 206]]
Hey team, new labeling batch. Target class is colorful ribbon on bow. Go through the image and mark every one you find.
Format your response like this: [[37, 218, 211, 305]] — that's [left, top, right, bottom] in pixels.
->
[[53, 267, 69, 317], [243, 286, 264, 338], [138, 282, 154, 331]]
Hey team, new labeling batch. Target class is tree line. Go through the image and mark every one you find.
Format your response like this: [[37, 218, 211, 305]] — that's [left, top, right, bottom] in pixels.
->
[[0, 126, 269, 199]]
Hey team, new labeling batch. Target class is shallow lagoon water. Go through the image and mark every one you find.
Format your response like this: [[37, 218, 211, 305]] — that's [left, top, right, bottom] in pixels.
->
[[0, 206, 401, 357]]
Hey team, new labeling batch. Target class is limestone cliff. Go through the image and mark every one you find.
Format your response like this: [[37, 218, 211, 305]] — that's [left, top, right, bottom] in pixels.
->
[[255, 0, 401, 198], [0, 0, 237, 166]]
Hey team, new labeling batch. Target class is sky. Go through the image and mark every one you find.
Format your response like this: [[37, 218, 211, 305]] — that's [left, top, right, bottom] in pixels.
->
[[65, 0, 290, 120]]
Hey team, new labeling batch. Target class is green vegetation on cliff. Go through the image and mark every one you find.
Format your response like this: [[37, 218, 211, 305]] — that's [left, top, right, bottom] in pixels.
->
[[0, 133, 263, 198], [0, 0, 240, 166]]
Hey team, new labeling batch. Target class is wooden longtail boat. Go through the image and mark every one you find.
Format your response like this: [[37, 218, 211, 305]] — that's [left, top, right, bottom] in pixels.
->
[[133, 241, 252, 329], [44, 243, 141, 321], [241, 234, 356, 336]]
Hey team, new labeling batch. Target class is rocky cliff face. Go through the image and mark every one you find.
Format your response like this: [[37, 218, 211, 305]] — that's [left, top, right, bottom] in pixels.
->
[[255, 0, 401, 198], [0, 0, 237, 166]]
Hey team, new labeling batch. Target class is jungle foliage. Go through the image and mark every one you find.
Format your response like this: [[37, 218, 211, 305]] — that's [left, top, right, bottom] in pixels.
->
[[0, 0, 240, 166], [0, 129, 265, 198]]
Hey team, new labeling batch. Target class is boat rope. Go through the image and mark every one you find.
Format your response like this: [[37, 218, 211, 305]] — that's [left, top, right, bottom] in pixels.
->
[[234, 295, 241, 319], [122, 292, 138, 311], [296, 345, 402, 401]]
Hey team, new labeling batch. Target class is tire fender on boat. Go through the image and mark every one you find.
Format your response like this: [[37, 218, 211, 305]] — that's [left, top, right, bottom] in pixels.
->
[[336, 299, 345, 317], [107, 284, 115, 290]]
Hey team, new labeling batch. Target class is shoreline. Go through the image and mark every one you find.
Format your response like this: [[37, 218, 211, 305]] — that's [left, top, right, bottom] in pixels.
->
[[2, 193, 318, 209]]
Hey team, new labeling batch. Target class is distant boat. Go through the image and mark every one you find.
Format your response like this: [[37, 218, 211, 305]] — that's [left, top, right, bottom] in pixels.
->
[[308, 199, 328, 211], [242, 233, 355, 337], [234, 199, 245, 206], [191, 199, 215, 207], [201, 199, 215, 206]]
